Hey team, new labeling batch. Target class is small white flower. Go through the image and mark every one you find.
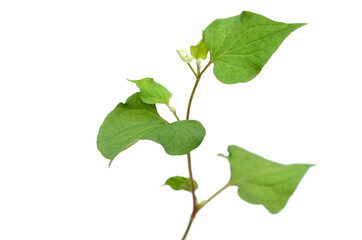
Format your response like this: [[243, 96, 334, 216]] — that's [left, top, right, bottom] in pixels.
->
[[176, 49, 194, 63]]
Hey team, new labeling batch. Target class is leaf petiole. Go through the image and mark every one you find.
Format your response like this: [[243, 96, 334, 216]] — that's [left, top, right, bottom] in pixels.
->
[[200, 59, 212, 78], [197, 182, 230, 211], [187, 63, 197, 78]]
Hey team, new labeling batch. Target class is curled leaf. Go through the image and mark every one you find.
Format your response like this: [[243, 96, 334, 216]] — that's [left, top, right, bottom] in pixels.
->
[[128, 78, 172, 105], [97, 93, 206, 165], [164, 176, 198, 192]]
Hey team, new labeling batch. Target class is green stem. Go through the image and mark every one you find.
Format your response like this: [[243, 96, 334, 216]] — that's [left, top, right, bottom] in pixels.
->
[[186, 77, 201, 120], [181, 60, 213, 240], [174, 113, 180, 121], [200, 59, 212, 78], [187, 152, 197, 216], [187, 63, 197, 78], [181, 216, 195, 240], [198, 182, 230, 211]]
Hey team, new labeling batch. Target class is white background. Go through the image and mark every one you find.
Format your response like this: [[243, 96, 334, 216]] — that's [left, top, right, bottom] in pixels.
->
[[1, 0, 361, 239]]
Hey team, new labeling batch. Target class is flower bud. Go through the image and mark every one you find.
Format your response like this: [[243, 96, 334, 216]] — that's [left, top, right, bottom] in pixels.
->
[[168, 105, 176, 114], [196, 58, 201, 66], [176, 49, 194, 63]]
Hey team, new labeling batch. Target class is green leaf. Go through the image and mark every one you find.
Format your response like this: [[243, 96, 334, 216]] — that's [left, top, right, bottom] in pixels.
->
[[221, 145, 313, 214], [190, 33, 209, 60], [164, 176, 198, 192], [97, 93, 206, 165], [128, 78, 172, 105], [204, 11, 306, 84]]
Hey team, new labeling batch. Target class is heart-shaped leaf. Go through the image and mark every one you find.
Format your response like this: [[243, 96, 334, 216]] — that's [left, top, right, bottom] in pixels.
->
[[128, 78, 172, 105], [164, 176, 198, 192], [97, 93, 206, 165], [221, 145, 313, 214], [204, 11, 305, 84]]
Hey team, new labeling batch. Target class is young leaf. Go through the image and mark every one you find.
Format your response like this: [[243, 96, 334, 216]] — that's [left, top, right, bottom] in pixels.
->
[[128, 78, 172, 105], [97, 93, 206, 164], [190, 33, 209, 60], [165, 176, 198, 192], [221, 145, 313, 214], [204, 11, 306, 84]]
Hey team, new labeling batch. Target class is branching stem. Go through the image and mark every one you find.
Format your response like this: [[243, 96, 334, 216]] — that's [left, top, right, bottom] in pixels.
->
[[200, 59, 212, 78], [186, 59, 212, 120], [181, 59, 213, 240]]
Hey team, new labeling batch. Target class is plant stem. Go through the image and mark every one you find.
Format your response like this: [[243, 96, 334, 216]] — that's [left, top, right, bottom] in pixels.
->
[[186, 59, 212, 120], [183, 78, 200, 240], [174, 113, 180, 121], [181, 60, 213, 240], [181, 216, 195, 240], [187, 63, 197, 78], [187, 152, 197, 216], [200, 59, 212, 78], [186, 78, 201, 120], [198, 182, 230, 211]]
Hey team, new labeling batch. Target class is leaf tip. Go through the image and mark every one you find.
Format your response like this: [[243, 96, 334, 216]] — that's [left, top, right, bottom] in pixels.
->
[[126, 78, 136, 83], [307, 163, 316, 168], [108, 159, 114, 168], [217, 153, 228, 158], [292, 22, 308, 30]]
